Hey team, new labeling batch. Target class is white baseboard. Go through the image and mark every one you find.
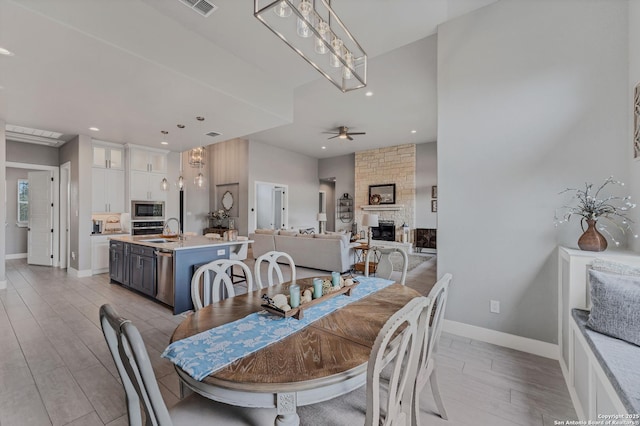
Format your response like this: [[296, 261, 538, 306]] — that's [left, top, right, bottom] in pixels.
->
[[5, 253, 27, 260], [0, 280, 6, 290], [443, 319, 560, 360], [68, 267, 93, 278]]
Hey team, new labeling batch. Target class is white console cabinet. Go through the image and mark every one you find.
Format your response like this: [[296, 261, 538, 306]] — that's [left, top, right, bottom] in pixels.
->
[[558, 246, 640, 419]]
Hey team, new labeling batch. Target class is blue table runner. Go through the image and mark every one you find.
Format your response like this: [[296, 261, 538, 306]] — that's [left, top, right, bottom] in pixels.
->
[[162, 276, 394, 381]]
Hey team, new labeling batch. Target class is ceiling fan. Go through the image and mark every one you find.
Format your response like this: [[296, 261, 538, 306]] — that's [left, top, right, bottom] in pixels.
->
[[324, 126, 366, 141]]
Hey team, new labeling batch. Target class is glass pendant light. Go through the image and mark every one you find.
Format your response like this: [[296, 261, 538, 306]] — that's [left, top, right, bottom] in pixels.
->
[[330, 37, 343, 68], [296, 0, 312, 38], [273, 0, 292, 17], [194, 171, 205, 188], [176, 175, 185, 191], [161, 177, 169, 191], [342, 50, 353, 79], [188, 147, 205, 168], [273, 1, 291, 18], [314, 19, 329, 54]]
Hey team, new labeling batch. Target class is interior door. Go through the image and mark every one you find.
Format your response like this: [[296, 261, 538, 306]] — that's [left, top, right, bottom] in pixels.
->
[[273, 186, 286, 229], [28, 171, 53, 266]]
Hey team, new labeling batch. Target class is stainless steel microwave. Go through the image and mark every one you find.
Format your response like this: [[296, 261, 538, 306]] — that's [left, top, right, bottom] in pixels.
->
[[131, 200, 165, 221]]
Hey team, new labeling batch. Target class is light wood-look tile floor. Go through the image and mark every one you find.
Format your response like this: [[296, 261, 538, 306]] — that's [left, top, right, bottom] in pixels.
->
[[0, 255, 576, 425]]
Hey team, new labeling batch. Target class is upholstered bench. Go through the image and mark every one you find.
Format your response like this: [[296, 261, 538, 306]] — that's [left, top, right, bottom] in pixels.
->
[[571, 309, 640, 415]]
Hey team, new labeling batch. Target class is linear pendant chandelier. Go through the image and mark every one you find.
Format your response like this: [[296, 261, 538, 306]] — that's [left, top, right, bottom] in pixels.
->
[[254, 0, 367, 92]]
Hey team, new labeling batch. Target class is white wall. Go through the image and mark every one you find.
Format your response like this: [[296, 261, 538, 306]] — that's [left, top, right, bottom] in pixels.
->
[[415, 142, 437, 229], [0, 119, 6, 287], [182, 153, 209, 233], [438, 0, 629, 344], [628, 0, 640, 252], [319, 153, 355, 232], [248, 140, 318, 232], [163, 151, 181, 226]]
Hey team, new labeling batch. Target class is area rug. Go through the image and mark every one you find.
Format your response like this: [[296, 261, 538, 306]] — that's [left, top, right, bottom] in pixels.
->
[[392, 254, 433, 272]]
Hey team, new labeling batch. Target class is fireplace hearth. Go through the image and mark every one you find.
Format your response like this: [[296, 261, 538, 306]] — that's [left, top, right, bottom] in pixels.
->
[[371, 220, 395, 242]]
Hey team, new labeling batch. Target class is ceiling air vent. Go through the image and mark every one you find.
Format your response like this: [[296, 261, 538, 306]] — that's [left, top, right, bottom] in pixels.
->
[[5, 124, 67, 147], [205, 131, 221, 138], [178, 0, 218, 17]]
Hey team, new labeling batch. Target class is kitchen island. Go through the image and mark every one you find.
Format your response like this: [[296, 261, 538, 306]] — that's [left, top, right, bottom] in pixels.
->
[[108, 235, 250, 314]]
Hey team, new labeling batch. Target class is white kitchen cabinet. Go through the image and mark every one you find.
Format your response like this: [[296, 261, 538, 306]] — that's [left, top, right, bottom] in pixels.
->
[[92, 167, 125, 213], [129, 147, 167, 173], [130, 170, 167, 202], [127, 145, 168, 203], [92, 141, 124, 169], [91, 235, 110, 274]]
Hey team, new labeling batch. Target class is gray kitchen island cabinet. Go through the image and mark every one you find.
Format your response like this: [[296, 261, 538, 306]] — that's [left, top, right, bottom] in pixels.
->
[[108, 235, 249, 314]]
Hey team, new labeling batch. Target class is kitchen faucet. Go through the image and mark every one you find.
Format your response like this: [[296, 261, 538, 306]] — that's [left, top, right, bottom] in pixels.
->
[[163, 217, 181, 238]]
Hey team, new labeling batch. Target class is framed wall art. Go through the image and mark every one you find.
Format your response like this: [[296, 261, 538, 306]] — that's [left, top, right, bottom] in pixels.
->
[[431, 185, 437, 198], [635, 83, 640, 159], [431, 199, 437, 212], [369, 184, 396, 205]]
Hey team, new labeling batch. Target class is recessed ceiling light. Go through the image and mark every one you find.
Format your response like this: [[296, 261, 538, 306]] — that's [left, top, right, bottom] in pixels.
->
[[321, 146, 326, 150], [411, 130, 417, 134], [0, 47, 14, 56], [89, 127, 100, 132], [365, 91, 373, 97], [161, 141, 169, 145]]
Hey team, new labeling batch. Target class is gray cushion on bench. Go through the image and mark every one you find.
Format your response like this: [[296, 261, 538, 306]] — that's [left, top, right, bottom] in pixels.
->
[[572, 309, 640, 414], [587, 269, 640, 346]]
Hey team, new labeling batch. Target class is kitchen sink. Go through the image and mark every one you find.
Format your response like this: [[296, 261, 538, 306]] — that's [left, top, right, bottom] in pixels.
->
[[140, 238, 171, 243]]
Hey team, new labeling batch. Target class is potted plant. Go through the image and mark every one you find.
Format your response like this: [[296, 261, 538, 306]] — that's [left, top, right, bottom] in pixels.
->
[[555, 176, 637, 251]]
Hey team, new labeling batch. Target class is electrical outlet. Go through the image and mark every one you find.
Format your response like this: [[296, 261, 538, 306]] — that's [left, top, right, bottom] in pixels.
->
[[490, 300, 500, 314]]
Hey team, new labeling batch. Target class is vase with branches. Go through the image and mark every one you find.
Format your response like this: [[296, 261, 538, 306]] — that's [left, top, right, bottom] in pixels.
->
[[554, 176, 637, 251], [209, 209, 229, 227]]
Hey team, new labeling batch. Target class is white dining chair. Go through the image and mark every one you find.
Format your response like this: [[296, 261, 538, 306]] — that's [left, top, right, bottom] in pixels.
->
[[229, 236, 249, 285], [412, 273, 452, 424], [365, 247, 409, 285], [254, 250, 296, 289], [99, 304, 276, 426], [297, 296, 430, 425], [191, 259, 253, 311]]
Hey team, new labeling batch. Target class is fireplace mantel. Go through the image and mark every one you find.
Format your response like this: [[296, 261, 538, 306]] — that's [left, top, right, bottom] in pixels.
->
[[360, 204, 404, 211]]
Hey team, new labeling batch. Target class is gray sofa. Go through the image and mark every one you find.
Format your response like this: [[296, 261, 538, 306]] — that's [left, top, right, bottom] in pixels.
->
[[249, 230, 357, 273]]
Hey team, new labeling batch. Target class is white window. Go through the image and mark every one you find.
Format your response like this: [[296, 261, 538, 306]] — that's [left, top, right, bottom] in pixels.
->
[[17, 179, 28, 227]]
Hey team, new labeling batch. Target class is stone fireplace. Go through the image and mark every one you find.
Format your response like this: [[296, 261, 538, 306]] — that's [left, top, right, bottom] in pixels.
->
[[372, 220, 395, 241], [355, 144, 416, 243]]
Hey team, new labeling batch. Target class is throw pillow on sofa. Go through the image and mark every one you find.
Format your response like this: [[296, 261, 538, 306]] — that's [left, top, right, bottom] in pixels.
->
[[315, 232, 351, 248], [299, 228, 315, 234], [587, 269, 640, 346], [591, 259, 640, 276], [279, 230, 298, 237]]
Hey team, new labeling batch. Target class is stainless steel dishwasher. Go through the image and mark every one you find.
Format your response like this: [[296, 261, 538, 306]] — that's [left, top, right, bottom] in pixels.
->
[[155, 250, 174, 307]]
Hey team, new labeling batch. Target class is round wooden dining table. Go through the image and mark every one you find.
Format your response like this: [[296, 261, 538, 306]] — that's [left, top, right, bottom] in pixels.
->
[[170, 276, 421, 426]]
